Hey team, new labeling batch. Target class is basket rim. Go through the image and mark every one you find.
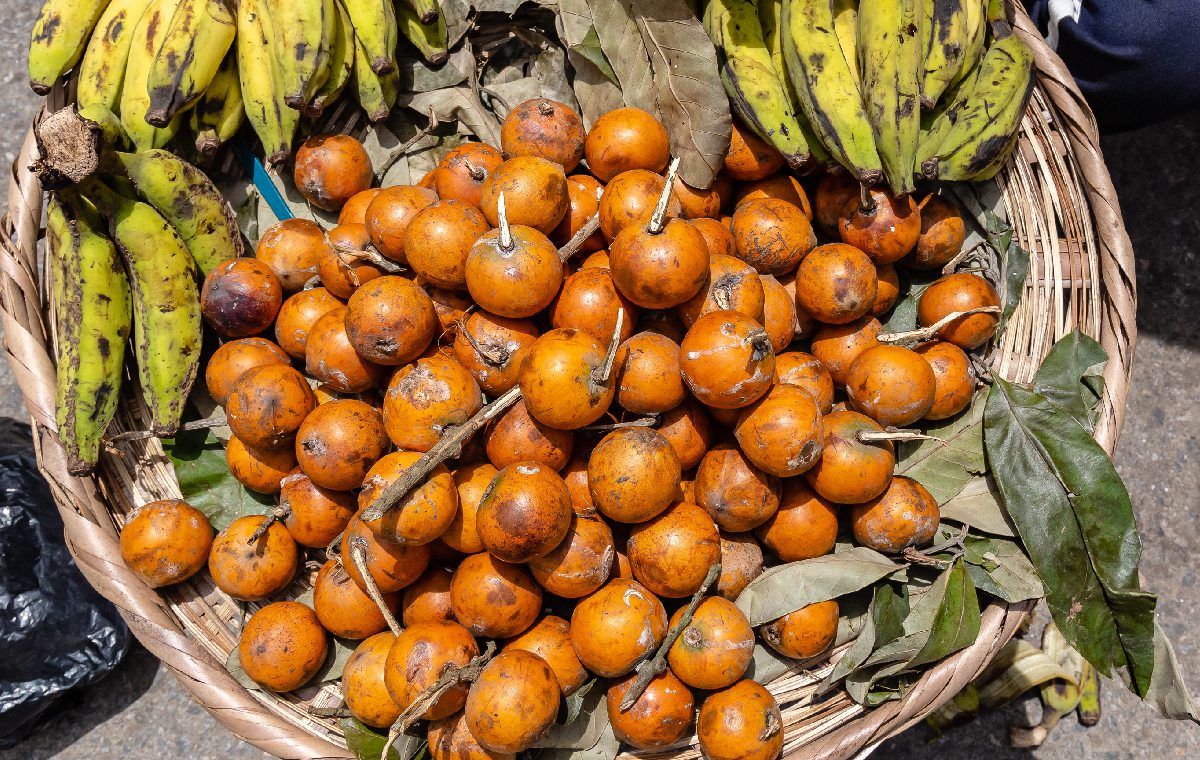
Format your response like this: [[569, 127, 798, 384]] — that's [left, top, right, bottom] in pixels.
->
[[0, 2, 1136, 758]]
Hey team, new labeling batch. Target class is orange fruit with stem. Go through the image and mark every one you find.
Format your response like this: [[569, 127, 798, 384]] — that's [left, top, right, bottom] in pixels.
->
[[697, 680, 783, 760], [667, 596, 755, 690], [851, 476, 940, 553], [803, 410, 895, 504], [679, 310, 775, 409], [570, 577, 667, 677], [760, 599, 839, 659], [845, 345, 937, 426], [916, 272, 1001, 349]]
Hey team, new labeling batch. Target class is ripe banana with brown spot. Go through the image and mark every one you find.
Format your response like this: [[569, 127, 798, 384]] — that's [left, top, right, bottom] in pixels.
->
[[953, 0, 986, 86], [29, 0, 113, 94], [338, 0, 398, 75], [921, 0, 968, 109], [77, 0, 154, 112], [81, 177, 201, 437], [397, 1, 448, 66], [266, 0, 334, 108], [398, 0, 439, 25], [352, 36, 397, 122], [237, 0, 297, 163], [120, 0, 184, 151], [759, 0, 832, 168], [922, 34, 1034, 181], [858, 0, 922, 195], [107, 149, 243, 275], [145, 0, 237, 126], [190, 53, 244, 156], [306, 1, 355, 118], [780, 0, 882, 184], [47, 189, 131, 475], [705, 0, 811, 170], [832, 0, 860, 82]]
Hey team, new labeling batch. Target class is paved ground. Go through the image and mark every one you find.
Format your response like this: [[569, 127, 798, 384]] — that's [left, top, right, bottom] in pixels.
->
[[0, 12, 1197, 758]]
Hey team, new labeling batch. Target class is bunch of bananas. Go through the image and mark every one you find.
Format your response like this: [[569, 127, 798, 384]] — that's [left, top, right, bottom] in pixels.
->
[[46, 142, 240, 474], [29, 0, 448, 162], [704, 0, 1034, 193]]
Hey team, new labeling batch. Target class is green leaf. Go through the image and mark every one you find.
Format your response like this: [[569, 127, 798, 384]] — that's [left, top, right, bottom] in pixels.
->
[[224, 646, 261, 692], [938, 475, 1016, 537], [985, 376, 1157, 694], [734, 546, 907, 626], [574, 26, 619, 84], [745, 643, 795, 684], [532, 677, 609, 749], [164, 427, 273, 532], [896, 389, 987, 503], [1032, 328, 1108, 433], [872, 584, 910, 649], [532, 723, 620, 760], [910, 560, 980, 668], [963, 536, 1044, 603], [312, 637, 359, 685], [554, 0, 624, 129], [982, 209, 1029, 334], [882, 268, 941, 333], [340, 717, 424, 760]]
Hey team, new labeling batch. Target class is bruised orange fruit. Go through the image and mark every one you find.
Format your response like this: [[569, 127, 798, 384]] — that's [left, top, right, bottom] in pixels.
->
[[305, 307, 387, 393], [697, 680, 783, 760], [657, 399, 713, 469], [735, 383, 824, 477], [760, 599, 839, 660], [717, 532, 765, 600], [313, 558, 398, 640], [731, 198, 817, 275], [385, 620, 479, 720], [736, 174, 812, 219], [793, 243, 878, 324], [694, 442, 781, 532], [294, 135, 373, 212], [119, 499, 212, 588], [550, 266, 638, 344], [358, 452, 459, 546], [476, 461, 572, 562], [588, 428, 681, 524], [503, 615, 589, 696], [760, 274, 798, 353], [342, 632, 400, 729], [453, 311, 539, 396], [607, 670, 694, 750], [528, 514, 615, 599], [205, 337, 291, 406], [383, 353, 483, 452], [679, 310, 775, 409], [465, 223, 563, 318], [227, 434, 296, 494], [365, 185, 438, 264], [916, 272, 1001, 349], [295, 399, 388, 491], [677, 253, 765, 328], [341, 516, 431, 593], [609, 218, 709, 310], [238, 601, 327, 692], [845, 345, 937, 426], [723, 122, 785, 181], [465, 649, 560, 754], [851, 476, 939, 553], [773, 351, 834, 413], [614, 331, 686, 414], [280, 471, 355, 547], [916, 341, 975, 420], [480, 156, 570, 235], [627, 501, 721, 598], [667, 596, 754, 689], [570, 578, 667, 677], [274, 288, 343, 360], [485, 400, 574, 472], [450, 552, 542, 638], [519, 328, 616, 430], [403, 200, 492, 291], [401, 566, 455, 626], [809, 316, 883, 386], [433, 142, 504, 209], [207, 513, 296, 600], [255, 218, 328, 291], [907, 194, 965, 269], [201, 258, 283, 338], [500, 98, 585, 171], [226, 364, 317, 450], [598, 169, 681, 242], [839, 188, 921, 264]]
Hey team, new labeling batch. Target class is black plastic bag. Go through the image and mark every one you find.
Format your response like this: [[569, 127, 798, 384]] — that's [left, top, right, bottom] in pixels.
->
[[0, 440, 130, 747]]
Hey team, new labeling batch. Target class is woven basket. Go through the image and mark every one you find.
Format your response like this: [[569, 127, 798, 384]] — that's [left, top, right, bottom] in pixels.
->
[[0, 4, 1135, 758]]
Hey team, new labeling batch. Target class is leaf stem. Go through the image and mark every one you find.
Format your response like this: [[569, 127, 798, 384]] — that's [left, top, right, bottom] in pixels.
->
[[358, 386, 523, 523], [619, 562, 721, 711]]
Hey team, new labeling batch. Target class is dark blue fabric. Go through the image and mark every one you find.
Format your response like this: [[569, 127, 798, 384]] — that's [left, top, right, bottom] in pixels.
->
[[1024, 0, 1200, 132]]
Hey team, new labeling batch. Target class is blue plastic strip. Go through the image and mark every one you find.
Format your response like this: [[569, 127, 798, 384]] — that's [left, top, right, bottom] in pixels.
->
[[232, 140, 293, 222]]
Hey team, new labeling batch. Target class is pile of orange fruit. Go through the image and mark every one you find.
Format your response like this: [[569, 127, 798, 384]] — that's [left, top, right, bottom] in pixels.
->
[[116, 98, 1001, 759]]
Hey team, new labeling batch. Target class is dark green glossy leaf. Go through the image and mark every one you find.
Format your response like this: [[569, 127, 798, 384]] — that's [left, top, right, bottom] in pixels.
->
[[882, 268, 941, 333], [340, 717, 424, 760], [1032, 328, 1108, 433], [734, 546, 906, 626], [313, 637, 358, 684], [938, 475, 1016, 537], [897, 389, 987, 503], [164, 427, 273, 532], [910, 560, 980, 668], [985, 376, 1156, 694]]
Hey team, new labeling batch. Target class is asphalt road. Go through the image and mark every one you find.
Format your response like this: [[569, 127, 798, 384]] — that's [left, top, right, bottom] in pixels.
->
[[0, 8, 1196, 758]]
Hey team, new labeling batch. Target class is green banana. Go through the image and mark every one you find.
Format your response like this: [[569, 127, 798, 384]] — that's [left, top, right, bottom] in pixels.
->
[[77, 103, 132, 149], [29, 0, 113, 94], [145, 0, 237, 127], [780, 0, 882, 184], [858, 0, 922, 195], [338, 0, 398, 75], [952, 0, 986, 86], [760, 0, 831, 170], [922, 0, 968, 109], [1077, 660, 1101, 726], [397, 2, 448, 66], [106, 149, 243, 275], [398, 0, 439, 25], [923, 35, 1034, 181], [77, 0, 153, 112], [352, 37, 396, 122], [47, 190, 131, 475], [120, 0, 184, 151], [832, 0, 860, 82], [237, 0, 297, 163], [265, 0, 332, 108], [81, 177, 201, 437], [191, 53, 244, 156], [915, 60, 978, 166], [306, 1, 355, 118], [706, 0, 810, 170]]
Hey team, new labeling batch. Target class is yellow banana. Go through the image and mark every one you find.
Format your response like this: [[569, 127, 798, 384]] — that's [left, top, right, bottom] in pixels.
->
[[47, 189, 131, 475], [706, 0, 810, 170], [398, 0, 439, 25], [352, 37, 396, 122], [81, 177, 201, 438], [1077, 661, 1101, 726], [145, 0, 237, 126], [397, 2, 448, 66], [914, 62, 978, 168], [760, 0, 832, 169], [781, 0, 882, 184], [77, 102, 132, 149], [922, 0, 968, 108], [77, 0, 153, 112], [238, 0, 297, 163], [120, 0, 184, 151], [858, 0, 921, 195], [306, 1, 355, 118], [29, 0, 112, 94], [191, 53, 244, 157], [923, 35, 1034, 181], [338, 0, 397, 75], [953, 0, 986, 86], [107, 149, 244, 275], [832, 0, 860, 82], [265, 0, 332, 108]]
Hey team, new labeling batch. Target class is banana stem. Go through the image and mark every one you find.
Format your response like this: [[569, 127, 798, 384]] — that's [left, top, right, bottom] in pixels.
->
[[358, 386, 523, 523], [647, 157, 681, 235], [619, 563, 721, 711], [859, 182, 876, 214]]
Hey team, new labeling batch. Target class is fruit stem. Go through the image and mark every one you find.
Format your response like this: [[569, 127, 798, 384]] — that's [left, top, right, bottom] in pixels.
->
[[557, 212, 600, 262], [349, 535, 404, 636], [859, 182, 876, 215], [464, 159, 485, 182], [619, 562, 721, 712], [581, 414, 658, 432], [647, 157, 681, 235], [458, 316, 509, 367], [591, 308, 625, 385], [106, 413, 228, 443], [246, 505, 290, 545], [856, 429, 944, 443], [358, 386, 523, 523], [375, 108, 440, 181], [497, 191, 514, 252], [390, 640, 497, 735], [877, 306, 1000, 345], [326, 231, 404, 273]]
